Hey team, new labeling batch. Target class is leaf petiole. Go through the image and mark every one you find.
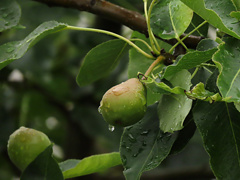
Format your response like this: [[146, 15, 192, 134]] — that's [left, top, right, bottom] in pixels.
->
[[66, 25, 154, 59], [144, 55, 165, 77], [169, 21, 207, 54], [144, 0, 160, 55], [130, 38, 153, 52]]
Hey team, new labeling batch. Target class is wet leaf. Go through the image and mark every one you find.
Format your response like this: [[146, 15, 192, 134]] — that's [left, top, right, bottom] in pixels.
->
[[59, 152, 121, 179], [120, 104, 177, 180], [213, 37, 240, 102], [77, 39, 129, 86], [193, 101, 240, 179], [163, 39, 218, 79], [0, 21, 67, 70], [151, 0, 193, 39], [181, 0, 240, 39], [0, 0, 21, 32], [158, 70, 192, 133]]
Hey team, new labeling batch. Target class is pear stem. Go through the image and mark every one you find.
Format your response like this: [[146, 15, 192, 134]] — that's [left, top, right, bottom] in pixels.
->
[[143, 55, 165, 79]]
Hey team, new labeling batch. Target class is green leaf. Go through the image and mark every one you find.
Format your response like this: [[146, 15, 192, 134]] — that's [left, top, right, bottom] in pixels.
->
[[120, 104, 177, 180], [230, 11, 240, 20], [185, 13, 209, 36], [205, 68, 220, 93], [191, 67, 213, 86], [151, 0, 193, 39], [185, 82, 222, 103], [181, 0, 240, 39], [21, 145, 64, 180], [193, 101, 240, 180], [163, 39, 218, 79], [169, 113, 196, 155], [0, 21, 67, 70], [234, 102, 240, 112], [59, 152, 121, 179], [158, 70, 192, 133], [0, 0, 21, 32], [76, 39, 129, 86], [233, 0, 240, 10], [141, 76, 186, 95], [213, 37, 240, 103]]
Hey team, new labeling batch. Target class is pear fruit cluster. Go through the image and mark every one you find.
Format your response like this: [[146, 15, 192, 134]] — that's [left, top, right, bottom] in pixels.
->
[[99, 78, 147, 127], [7, 127, 51, 171]]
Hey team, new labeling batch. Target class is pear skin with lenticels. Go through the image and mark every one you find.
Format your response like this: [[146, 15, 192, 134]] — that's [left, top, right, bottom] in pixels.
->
[[99, 78, 147, 127]]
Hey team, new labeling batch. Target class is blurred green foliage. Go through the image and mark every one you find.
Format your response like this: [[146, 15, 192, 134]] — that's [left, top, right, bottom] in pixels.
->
[[0, 0, 210, 179]]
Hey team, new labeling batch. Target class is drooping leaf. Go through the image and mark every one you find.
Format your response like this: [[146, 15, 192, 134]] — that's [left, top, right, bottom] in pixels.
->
[[185, 82, 222, 103], [141, 76, 186, 95], [120, 104, 177, 180], [181, 0, 240, 39], [0, 21, 67, 70], [21, 145, 64, 180], [163, 39, 218, 79], [0, 0, 21, 32], [151, 0, 193, 39], [59, 152, 121, 179], [76, 39, 129, 86], [193, 101, 240, 180], [213, 37, 240, 103], [158, 70, 192, 133]]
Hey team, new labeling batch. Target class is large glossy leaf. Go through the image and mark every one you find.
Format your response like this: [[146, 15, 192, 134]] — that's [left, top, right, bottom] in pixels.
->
[[21, 145, 64, 180], [0, 21, 67, 70], [151, 0, 193, 39], [163, 39, 218, 79], [181, 0, 240, 39], [193, 101, 240, 179], [158, 70, 192, 133], [0, 0, 21, 32], [76, 39, 129, 86], [213, 37, 240, 103], [59, 152, 121, 179], [120, 104, 177, 180]]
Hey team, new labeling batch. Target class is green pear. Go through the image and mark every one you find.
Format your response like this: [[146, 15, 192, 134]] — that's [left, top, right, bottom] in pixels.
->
[[99, 78, 147, 127], [7, 127, 51, 171]]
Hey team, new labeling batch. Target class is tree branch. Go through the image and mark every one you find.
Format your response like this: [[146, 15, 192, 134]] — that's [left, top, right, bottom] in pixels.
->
[[34, 0, 203, 48], [34, 0, 147, 34]]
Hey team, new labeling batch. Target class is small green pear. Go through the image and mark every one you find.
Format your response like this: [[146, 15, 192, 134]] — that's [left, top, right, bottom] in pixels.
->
[[99, 78, 147, 127], [7, 127, 51, 171]]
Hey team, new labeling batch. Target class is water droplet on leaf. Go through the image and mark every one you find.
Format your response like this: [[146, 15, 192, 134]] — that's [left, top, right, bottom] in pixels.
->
[[108, 125, 115, 132]]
